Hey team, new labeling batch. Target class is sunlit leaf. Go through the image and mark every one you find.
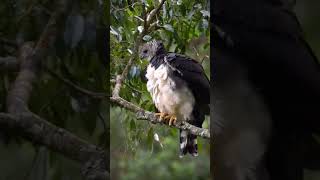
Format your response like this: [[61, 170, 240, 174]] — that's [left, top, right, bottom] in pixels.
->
[[70, 97, 81, 112], [110, 26, 119, 36], [143, 35, 152, 41], [163, 24, 174, 32], [200, 10, 210, 17], [137, 26, 144, 33]]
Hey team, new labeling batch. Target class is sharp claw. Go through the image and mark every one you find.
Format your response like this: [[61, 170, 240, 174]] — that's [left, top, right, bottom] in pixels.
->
[[169, 116, 177, 126], [155, 113, 177, 125], [155, 113, 167, 122], [172, 117, 177, 125]]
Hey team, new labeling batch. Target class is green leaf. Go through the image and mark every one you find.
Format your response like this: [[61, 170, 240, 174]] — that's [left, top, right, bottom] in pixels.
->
[[143, 35, 152, 41], [200, 10, 210, 17], [147, 127, 154, 149], [163, 24, 174, 32], [202, 19, 209, 29], [130, 119, 136, 131], [110, 26, 119, 36]]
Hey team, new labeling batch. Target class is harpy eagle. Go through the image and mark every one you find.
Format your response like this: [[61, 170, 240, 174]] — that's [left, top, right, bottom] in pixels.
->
[[212, 0, 320, 179], [139, 40, 210, 157]]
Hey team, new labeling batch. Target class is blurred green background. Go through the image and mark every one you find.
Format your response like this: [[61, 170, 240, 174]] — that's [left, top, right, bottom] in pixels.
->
[[0, 0, 107, 179]]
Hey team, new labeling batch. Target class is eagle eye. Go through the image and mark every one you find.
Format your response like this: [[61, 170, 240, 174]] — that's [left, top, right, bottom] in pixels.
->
[[143, 49, 148, 53]]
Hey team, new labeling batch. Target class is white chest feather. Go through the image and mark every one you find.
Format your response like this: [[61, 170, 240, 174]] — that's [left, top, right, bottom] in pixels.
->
[[145, 64, 195, 121]]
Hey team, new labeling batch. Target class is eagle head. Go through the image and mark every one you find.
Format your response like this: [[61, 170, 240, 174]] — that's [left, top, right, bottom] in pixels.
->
[[139, 40, 166, 61]]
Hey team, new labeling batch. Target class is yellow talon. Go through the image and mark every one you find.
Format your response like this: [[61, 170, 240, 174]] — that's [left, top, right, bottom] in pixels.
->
[[155, 113, 177, 125], [155, 112, 167, 121], [169, 116, 177, 126]]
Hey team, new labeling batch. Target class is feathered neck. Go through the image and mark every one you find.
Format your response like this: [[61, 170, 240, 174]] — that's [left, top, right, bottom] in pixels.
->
[[155, 43, 166, 56], [150, 49, 167, 69]]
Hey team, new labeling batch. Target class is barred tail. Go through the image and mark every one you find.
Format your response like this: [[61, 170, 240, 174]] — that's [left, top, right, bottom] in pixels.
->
[[179, 130, 198, 158]]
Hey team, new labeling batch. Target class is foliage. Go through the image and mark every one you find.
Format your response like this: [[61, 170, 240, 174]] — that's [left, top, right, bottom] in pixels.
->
[[0, 0, 107, 179], [110, 0, 210, 179]]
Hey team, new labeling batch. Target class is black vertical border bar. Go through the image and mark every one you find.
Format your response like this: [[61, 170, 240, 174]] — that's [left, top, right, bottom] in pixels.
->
[[98, 0, 110, 176], [106, 0, 110, 175], [210, 0, 215, 179]]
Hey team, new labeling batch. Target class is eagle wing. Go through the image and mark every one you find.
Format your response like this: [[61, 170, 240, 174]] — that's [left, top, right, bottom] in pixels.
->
[[165, 53, 210, 107]]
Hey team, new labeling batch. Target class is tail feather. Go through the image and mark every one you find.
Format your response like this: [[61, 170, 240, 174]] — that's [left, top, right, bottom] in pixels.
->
[[179, 130, 198, 158]]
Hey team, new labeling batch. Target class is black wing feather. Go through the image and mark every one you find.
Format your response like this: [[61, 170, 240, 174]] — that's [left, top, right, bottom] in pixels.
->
[[166, 53, 210, 106]]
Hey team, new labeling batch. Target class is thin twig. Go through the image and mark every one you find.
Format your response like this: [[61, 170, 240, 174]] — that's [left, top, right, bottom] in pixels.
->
[[98, 112, 108, 149], [146, 0, 166, 26], [46, 68, 108, 99], [17, 3, 36, 24], [0, 56, 19, 71], [123, 82, 144, 94], [0, 38, 18, 48], [111, 2, 142, 13]]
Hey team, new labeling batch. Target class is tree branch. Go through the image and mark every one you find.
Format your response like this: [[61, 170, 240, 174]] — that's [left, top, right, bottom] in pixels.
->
[[136, 111, 210, 139], [0, 38, 18, 48], [146, 0, 166, 26], [0, 56, 19, 71], [6, 42, 36, 113], [0, 113, 109, 179], [46, 68, 108, 99], [110, 96, 210, 139]]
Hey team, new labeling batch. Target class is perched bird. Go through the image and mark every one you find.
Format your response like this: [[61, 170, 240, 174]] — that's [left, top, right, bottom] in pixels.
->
[[212, 0, 320, 179], [139, 40, 210, 157]]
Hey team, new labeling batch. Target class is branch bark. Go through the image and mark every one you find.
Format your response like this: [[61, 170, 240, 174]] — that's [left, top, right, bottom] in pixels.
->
[[110, 96, 210, 139], [0, 56, 18, 71], [0, 38, 18, 48], [0, 113, 109, 179]]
